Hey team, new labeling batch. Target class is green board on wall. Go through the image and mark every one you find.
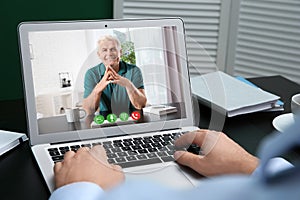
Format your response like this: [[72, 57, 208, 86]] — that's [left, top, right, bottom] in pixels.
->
[[0, 0, 113, 101], [0, 0, 113, 133]]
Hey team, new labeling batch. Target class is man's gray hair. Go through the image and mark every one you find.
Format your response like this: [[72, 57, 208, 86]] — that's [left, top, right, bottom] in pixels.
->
[[97, 35, 121, 50]]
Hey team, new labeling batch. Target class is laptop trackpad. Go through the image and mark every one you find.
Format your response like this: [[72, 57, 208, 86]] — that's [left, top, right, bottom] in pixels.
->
[[125, 164, 195, 189]]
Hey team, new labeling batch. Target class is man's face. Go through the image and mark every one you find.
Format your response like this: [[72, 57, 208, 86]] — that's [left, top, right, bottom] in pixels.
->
[[98, 40, 121, 68]]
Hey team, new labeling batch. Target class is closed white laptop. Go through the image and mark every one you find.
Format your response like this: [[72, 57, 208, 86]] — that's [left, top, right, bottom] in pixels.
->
[[18, 18, 201, 192]]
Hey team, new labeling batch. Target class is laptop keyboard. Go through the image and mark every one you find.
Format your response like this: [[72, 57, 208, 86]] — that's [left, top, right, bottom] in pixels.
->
[[47, 132, 185, 168]]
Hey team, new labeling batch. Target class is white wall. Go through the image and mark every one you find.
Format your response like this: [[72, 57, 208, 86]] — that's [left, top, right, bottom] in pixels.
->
[[29, 29, 112, 116], [29, 30, 88, 95]]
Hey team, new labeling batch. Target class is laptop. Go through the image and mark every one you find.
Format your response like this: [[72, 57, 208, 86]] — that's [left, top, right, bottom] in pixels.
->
[[18, 18, 202, 192]]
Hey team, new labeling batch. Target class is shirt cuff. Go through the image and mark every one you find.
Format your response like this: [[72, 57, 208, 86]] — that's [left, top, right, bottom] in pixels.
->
[[252, 157, 293, 177], [49, 182, 104, 200]]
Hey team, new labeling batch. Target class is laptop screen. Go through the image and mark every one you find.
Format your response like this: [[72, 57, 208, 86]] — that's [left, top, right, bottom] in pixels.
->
[[19, 18, 194, 145]]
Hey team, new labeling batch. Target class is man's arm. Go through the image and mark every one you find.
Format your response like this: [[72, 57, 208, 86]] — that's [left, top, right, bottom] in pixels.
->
[[49, 182, 104, 200], [82, 91, 102, 115], [126, 85, 147, 110], [109, 67, 147, 109], [83, 67, 114, 115]]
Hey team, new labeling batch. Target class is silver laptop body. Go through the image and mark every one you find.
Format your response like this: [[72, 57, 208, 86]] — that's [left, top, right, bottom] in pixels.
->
[[18, 18, 201, 192]]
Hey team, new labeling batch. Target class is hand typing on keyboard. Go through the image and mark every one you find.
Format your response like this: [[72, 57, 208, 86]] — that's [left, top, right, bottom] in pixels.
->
[[54, 146, 124, 190], [174, 129, 259, 177], [52, 129, 259, 191]]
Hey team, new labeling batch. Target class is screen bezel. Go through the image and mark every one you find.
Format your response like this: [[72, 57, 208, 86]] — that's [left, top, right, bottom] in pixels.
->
[[18, 18, 195, 146]]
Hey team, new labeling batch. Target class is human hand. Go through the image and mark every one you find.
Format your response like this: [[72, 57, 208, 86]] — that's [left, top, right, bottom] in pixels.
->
[[54, 145, 124, 190], [106, 66, 129, 88], [174, 129, 259, 177], [92, 67, 116, 95]]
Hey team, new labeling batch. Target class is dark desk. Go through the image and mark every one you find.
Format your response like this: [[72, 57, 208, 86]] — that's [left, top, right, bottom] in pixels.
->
[[0, 75, 300, 200]]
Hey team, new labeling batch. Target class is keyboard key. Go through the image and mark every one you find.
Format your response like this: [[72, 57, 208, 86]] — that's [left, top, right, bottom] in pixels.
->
[[122, 141, 133, 146], [117, 158, 162, 168], [167, 145, 175, 151], [52, 155, 64, 162], [162, 136, 172, 141], [107, 153, 117, 159], [147, 153, 157, 158], [70, 145, 80, 150], [59, 146, 69, 150], [158, 147, 168, 152], [127, 151, 138, 155], [113, 140, 122, 144], [141, 143, 151, 149], [161, 141, 171, 146], [152, 138, 161, 143], [48, 148, 58, 152], [167, 150, 175, 156], [111, 147, 122, 153], [133, 140, 143, 145], [49, 151, 60, 156], [136, 154, 147, 160], [115, 157, 126, 163], [138, 149, 148, 154], [105, 148, 112, 154], [148, 148, 157, 152], [117, 152, 128, 157], [126, 156, 137, 161], [161, 156, 175, 162], [113, 143, 124, 148], [81, 144, 91, 148], [152, 143, 162, 148], [60, 149, 70, 155], [132, 145, 142, 150], [157, 151, 168, 157], [187, 144, 201, 155], [103, 143, 113, 149], [143, 139, 153, 144], [121, 146, 132, 151]]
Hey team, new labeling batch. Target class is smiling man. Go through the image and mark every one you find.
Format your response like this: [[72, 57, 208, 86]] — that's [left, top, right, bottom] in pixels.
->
[[82, 35, 147, 117]]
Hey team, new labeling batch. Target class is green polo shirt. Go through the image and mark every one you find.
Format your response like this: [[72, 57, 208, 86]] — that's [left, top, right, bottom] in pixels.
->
[[84, 61, 144, 116]]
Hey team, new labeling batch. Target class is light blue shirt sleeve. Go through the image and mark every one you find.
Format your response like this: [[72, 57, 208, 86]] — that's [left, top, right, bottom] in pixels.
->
[[49, 182, 104, 200], [252, 157, 293, 177], [49, 158, 293, 200]]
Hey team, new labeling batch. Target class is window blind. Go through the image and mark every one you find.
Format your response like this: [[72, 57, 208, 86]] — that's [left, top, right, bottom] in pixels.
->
[[232, 0, 300, 84], [114, 0, 230, 75]]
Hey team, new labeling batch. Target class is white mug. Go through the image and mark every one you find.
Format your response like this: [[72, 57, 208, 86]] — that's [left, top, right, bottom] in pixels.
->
[[291, 93, 300, 115], [65, 107, 86, 123]]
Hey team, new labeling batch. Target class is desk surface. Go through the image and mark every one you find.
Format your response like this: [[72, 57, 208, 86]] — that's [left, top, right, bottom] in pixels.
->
[[1, 75, 300, 200]]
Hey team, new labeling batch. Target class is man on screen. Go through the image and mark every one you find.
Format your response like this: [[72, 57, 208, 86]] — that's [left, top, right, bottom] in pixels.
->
[[82, 35, 147, 117]]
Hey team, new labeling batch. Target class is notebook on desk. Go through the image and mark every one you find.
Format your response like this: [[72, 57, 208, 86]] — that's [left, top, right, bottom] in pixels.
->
[[18, 18, 201, 192], [191, 71, 280, 117]]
